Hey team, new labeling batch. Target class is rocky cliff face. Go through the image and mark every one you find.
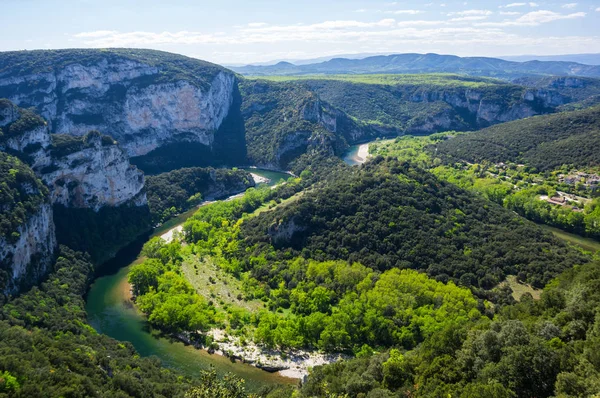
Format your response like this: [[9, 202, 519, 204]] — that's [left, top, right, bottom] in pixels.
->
[[408, 87, 563, 126], [1, 100, 150, 292], [0, 150, 56, 295], [1, 100, 146, 210], [0, 49, 237, 160], [0, 203, 55, 294], [43, 132, 146, 210], [241, 79, 367, 168]]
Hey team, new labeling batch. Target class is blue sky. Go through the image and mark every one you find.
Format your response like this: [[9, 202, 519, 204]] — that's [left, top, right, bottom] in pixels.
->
[[1, 0, 599, 64]]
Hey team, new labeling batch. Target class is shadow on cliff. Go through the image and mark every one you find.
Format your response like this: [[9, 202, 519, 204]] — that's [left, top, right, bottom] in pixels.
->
[[130, 81, 248, 175]]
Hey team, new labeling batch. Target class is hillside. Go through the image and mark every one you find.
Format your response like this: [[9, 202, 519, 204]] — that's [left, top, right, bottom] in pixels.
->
[[231, 53, 600, 79], [300, 259, 600, 397], [240, 74, 584, 168], [435, 105, 600, 170], [146, 167, 255, 223], [260, 74, 565, 133], [240, 157, 588, 289]]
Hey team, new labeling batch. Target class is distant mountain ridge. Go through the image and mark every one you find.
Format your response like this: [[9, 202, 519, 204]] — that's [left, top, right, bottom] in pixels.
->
[[231, 53, 600, 79], [500, 53, 600, 66]]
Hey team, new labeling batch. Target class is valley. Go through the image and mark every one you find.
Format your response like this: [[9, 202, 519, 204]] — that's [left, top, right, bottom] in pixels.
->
[[85, 170, 295, 391], [2, 45, 600, 398]]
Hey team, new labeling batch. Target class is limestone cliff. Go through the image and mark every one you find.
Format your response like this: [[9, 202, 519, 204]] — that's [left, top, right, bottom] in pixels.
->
[[44, 132, 146, 210], [0, 203, 56, 294], [241, 80, 363, 168], [1, 101, 149, 284], [1, 100, 146, 210], [0, 49, 237, 160], [0, 152, 55, 295]]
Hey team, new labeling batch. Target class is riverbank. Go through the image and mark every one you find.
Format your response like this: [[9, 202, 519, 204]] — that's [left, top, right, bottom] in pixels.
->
[[206, 329, 347, 379], [343, 142, 372, 166], [85, 168, 298, 391]]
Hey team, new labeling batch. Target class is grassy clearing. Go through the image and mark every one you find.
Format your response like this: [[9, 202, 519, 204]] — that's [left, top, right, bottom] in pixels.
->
[[503, 275, 542, 301], [181, 256, 265, 312], [539, 224, 600, 254], [249, 73, 504, 88], [248, 190, 306, 218]]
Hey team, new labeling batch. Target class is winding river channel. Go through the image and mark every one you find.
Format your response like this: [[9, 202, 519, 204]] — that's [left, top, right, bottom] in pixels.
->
[[84, 143, 599, 392], [85, 168, 296, 391], [84, 145, 373, 391]]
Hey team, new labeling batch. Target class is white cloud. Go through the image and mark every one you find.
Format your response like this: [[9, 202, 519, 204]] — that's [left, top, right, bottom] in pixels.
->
[[500, 11, 521, 15], [449, 16, 489, 22], [515, 10, 584, 24], [354, 9, 367, 13], [502, 2, 537, 7], [596, 7, 600, 12], [561, 3, 577, 8], [447, 9, 493, 16], [397, 20, 446, 27], [477, 10, 586, 27], [71, 14, 600, 64], [385, 10, 423, 15], [74, 30, 118, 38]]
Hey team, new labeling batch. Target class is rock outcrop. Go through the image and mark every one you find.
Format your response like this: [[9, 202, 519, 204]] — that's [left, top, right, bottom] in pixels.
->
[[1, 100, 149, 292], [1, 100, 146, 210], [0, 49, 237, 159], [43, 132, 146, 210], [0, 203, 56, 294], [0, 150, 55, 295]]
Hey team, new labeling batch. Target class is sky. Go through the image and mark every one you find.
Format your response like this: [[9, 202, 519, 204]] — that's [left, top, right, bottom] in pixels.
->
[[0, 0, 599, 65]]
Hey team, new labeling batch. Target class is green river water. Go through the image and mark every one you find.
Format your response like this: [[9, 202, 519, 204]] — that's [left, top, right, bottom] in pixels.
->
[[85, 169, 296, 391]]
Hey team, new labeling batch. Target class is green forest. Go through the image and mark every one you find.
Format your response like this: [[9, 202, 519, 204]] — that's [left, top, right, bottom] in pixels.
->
[[3, 46, 600, 398], [145, 167, 255, 223], [434, 105, 600, 170], [124, 154, 600, 397]]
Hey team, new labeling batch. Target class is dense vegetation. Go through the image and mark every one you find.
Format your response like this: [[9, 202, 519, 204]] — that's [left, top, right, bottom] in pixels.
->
[[49, 130, 116, 158], [239, 79, 352, 167], [129, 157, 588, 360], [0, 152, 48, 241], [241, 157, 587, 289], [0, 101, 46, 144], [435, 106, 600, 171], [372, 134, 600, 240], [146, 167, 254, 223], [0, 246, 197, 397], [53, 203, 151, 265], [241, 74, 560, 166], [300, 259, 600, 398]]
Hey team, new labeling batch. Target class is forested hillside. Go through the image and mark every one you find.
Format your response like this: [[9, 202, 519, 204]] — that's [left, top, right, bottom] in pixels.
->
[[0, 153, 48, 240], [241, 157, 587, 289], [300, 259, 600, 397], [435, 106, 600, 170], [146, 167, 255, 223], [0, 247, 193, 397]]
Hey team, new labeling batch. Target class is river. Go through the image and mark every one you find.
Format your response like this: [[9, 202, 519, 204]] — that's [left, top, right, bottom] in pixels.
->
[[343, 142, 371, 166], [85, 168, 297, 392]]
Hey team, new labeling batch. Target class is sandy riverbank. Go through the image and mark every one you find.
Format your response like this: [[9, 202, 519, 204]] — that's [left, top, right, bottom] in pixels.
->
[[207, 329, 346, 379], [356, 143, 370, 163], [250, 173, 270, 184]]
